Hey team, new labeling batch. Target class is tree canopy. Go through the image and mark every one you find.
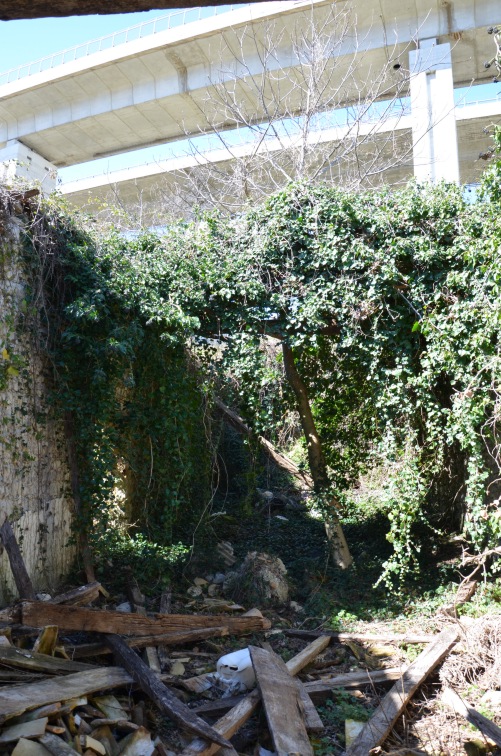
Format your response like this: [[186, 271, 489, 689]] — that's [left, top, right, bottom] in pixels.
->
[[24, 129, 501, 585]]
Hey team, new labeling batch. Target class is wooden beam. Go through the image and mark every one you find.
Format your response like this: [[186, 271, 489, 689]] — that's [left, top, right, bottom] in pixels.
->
[[347, 627, 458, 755], [20, 602, 270, 636], [69, 626, 229, 658], [50, 583, 102, 606], [0, 515, 36, 600], [215, 399, 314, 489], [285, 629, 433, 644], [125, 571, 161, 673], [0, 668, 133, 724], [249, 645, 313, 755], [0, 646, 96, 675], [442, 687, 501, 747], [104, 634, 232, 750]]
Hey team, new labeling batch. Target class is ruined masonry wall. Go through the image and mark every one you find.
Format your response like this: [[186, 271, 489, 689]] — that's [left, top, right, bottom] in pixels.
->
[[0, 210, 75, 605]]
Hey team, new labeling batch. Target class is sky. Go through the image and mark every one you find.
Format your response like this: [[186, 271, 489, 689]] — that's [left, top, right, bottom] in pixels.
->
[[0, 6, 243, 182], [0, 7, 500, 184]]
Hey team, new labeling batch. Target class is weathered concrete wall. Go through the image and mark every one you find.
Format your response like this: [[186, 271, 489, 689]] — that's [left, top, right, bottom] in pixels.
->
[[0, 202, 75, 605]]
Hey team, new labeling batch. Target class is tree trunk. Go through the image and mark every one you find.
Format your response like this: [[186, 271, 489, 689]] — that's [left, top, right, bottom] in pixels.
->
[[281, 343, 353, 569]]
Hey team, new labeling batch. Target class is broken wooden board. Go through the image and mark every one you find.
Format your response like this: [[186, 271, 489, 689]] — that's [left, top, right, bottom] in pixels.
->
[[125, 573, 161, 673], [20, 602, 270, 635], [193, 666, 409, 718], [347, 627, 458, 755], [0, 646, 97, 675], [249, 645, 312, 755], [0, 668, 133, 724], [285, 629, 433, 644], [38, 733, 80, 755], [0, 718, 48, 744], [32, 627, 58, 656], [442, 686, 501, 747], [295, 678, 324, 734], [181, 635, 331, 756], [0, 515, 36, 600], [12, 740, 52, 756], [69, 626, 230, 658], [105, 634, 232, 749], [50, 583, 102, 607]]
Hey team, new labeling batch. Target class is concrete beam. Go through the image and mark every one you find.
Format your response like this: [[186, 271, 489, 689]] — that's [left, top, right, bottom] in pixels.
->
[[0, 139, 57, 192]]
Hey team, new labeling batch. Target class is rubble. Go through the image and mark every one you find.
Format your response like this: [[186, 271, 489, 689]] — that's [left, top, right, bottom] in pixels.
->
[[223, 552, 289, 608], [0, 514, 500, 754]]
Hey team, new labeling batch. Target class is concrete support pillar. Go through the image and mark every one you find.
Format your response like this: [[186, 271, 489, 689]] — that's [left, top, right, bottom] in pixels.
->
[[0, 139, 57, 192], [409, 40, 459, 183]]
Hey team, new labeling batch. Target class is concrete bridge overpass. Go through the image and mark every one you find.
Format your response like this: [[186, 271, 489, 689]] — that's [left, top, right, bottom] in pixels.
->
[[0, 0, 500, 196]]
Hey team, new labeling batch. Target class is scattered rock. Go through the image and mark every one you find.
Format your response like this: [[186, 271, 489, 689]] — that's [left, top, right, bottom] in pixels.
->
[[345, 720, 365, 747], [187, 586, 203, 598], [289, 601, 304, 613], [208, 584, 220, 597], [212, 572, 226, 585], [224, 552, 289, 607], [193, 577, 208, 587]]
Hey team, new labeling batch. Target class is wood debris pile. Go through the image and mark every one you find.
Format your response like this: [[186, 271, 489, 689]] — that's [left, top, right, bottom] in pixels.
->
[[1, 516, 501, 754]]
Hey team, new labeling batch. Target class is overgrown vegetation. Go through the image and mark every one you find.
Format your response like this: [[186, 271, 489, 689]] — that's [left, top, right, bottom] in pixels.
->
[[18, 128, 501, 593]]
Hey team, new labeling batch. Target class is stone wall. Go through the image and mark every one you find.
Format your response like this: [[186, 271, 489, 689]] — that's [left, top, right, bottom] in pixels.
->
[[0, 201, 75, 605]]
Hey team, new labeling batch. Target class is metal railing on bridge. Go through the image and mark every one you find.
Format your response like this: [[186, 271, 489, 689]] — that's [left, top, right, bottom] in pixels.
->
[[0, 3, 251, 86]]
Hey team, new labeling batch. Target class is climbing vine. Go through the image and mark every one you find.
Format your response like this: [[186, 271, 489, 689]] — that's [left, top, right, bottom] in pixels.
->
[[18, 130, 501, 586]]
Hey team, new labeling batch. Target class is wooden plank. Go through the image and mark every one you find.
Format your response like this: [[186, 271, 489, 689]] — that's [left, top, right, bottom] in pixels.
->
[[0, 717, 48, 743], [0, 515, 36, 600], [21, 602, 270, 636], [0, 645, 97, 675], [347, 627, 458, 756], [442, 687, 501, 746], [286, 635, 331, 675], [50, 583, 101, 606], [12, 740, 52, 756], [33, 626, 58, 656], [295, 679, 324, 734], [157, 590, 172, 671], [69, 626, 229, 658], [105, 634, 232, 749], [285, 629, 433, 644], [0, 668, 133, 724], [249, 645, 312, 755], [38, 733, 81, 756], [125, 572, 161, 673], [193, 666, 409, 718], [181, 637, 330, 756]]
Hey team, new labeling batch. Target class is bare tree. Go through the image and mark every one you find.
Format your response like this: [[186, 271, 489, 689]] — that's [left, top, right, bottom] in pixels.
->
[[88, 1, 418, 228], [154, 1, 415, 217]]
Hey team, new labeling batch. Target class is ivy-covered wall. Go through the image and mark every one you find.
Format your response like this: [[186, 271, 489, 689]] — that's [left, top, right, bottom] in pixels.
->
[[0, 198, 75, 604]]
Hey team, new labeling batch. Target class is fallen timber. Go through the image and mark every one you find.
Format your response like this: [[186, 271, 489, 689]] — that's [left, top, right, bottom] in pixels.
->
[[16, 602, 271, 636]]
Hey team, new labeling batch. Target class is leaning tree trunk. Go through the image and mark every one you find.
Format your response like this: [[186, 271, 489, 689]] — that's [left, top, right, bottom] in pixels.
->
[[282, 343, 353, 569]]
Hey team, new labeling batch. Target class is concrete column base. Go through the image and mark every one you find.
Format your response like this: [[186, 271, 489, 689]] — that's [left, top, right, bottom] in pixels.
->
[[0, 140, 58, 192]]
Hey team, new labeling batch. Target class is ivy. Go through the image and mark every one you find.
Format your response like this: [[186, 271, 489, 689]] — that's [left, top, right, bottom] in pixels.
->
[[18, 132, 501, 587]]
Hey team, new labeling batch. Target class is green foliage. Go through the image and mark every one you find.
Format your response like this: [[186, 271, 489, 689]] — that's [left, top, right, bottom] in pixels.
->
[[23, 203, 214, 580], [94, 531, 188, 594], [21, 136, 501, 588]]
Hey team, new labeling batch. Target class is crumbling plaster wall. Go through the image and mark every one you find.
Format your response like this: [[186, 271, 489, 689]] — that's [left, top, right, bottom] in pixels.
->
[[0, 199, 75, 604]]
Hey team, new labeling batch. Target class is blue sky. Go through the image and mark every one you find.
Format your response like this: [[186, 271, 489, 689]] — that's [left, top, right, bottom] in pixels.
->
[[0, 6, 241, 181]]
